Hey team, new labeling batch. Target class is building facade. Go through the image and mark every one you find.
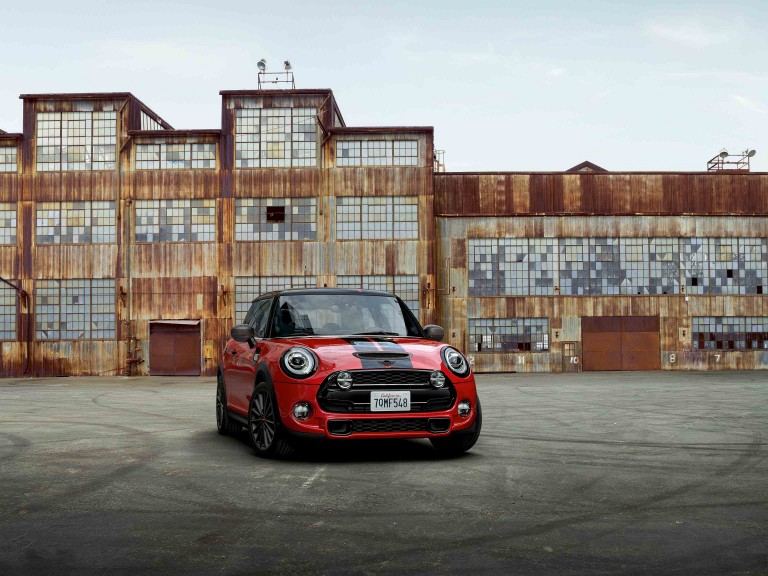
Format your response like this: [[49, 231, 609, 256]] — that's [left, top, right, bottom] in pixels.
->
[[0, 88, 766, 376]]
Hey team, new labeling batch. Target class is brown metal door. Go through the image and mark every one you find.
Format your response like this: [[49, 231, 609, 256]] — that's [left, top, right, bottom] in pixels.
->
[[150, 321, 201, 376], [582, 316, 660, 371]]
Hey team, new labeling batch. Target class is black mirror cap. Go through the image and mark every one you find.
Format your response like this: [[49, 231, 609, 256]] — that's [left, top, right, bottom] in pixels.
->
[[231, 324, 255, 343], [423, 325, 445, 342]]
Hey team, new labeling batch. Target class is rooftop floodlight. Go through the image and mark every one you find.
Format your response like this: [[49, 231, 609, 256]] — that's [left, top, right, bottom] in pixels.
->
[[284, 60, 292, 71], [719, 150, 729, 158], [747, 149, 757, 158], [257, 59, 267, 71]]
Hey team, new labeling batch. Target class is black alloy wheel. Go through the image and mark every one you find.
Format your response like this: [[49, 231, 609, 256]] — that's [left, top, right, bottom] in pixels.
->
[[248, 382, 295, 458], [216, 370, 241, 436]]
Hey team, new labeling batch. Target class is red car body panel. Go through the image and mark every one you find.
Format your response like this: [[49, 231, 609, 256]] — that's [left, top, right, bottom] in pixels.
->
[[221, 335, 479, 440]]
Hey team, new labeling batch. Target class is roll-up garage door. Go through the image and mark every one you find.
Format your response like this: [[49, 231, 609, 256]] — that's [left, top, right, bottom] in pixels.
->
[[582, 316, 660, 371], [149, 320, 201, 376]]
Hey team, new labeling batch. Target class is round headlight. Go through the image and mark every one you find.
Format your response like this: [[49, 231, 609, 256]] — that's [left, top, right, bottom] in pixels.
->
[[429, 370, 446, 389], [337, 371, 353, 390], [441, 346, 470, 377], [282, 347, 317, 378]]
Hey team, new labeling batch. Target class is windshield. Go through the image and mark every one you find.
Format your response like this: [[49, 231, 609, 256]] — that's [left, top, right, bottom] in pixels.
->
[[270, 294, 421, 338]]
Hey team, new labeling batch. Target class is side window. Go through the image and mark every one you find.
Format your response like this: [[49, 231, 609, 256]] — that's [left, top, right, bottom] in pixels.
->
[[253, 298, 273, 337], [243, 300, 260, 325]]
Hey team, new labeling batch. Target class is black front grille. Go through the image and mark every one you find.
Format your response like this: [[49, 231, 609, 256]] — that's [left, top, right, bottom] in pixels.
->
[[341, 419, 430, 434], [348, 370, 431, 387]]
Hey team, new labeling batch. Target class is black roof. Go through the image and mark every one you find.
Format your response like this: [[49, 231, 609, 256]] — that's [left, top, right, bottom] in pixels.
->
[[259, 288, 396, 298]]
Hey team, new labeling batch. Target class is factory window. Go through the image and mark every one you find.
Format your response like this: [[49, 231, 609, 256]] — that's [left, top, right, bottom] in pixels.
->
[[235, 198, 317, 241], [559, 239, 589, 296], [0, 146, 17, 172], [693, 317, 768, 350], [36, 202, 116, 244], [234, 276, 316, 321], [649, 238, 680, 295], [337, 275, 420, 319], [709, 238, 740, 295], [0, 281, 17, 340], [469, 318, 549, 353], [335, 196, 418, 240], [35, 279, 115, 340], [235, 107, 317, 168], [36, 111, 116, 172], [620, 238, 651, 295], [135, 143, 216, 170], [140, 111, 165, 131], [0, 203, 17, 245], [468, 237, 768, 297], [335, 140, 419, 167], [740, 239, 767, 295], [135, 199, 215, 242]]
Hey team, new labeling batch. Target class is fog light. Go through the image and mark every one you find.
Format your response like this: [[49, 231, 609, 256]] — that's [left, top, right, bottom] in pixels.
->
[[292, 402, 312, 421], [458, 400, 471, 418], [430, 370, 446, 389], [337, 371, 353, 390]]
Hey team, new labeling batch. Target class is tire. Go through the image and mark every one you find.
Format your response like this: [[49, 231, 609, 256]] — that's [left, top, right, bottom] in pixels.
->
[[216, 370, 241, 436], [430, 399, 482, 457], [248, 382, 295, 458]]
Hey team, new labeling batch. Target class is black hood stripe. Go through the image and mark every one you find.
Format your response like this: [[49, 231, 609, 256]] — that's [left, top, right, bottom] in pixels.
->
[[341, 337, 414, 369]]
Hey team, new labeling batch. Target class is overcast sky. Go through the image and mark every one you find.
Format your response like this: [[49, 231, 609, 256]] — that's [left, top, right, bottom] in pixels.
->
[[2, 0, 767, 172]]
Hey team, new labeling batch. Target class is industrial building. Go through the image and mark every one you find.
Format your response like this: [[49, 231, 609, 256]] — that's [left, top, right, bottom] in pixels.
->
[[0, 84, 766, 377]]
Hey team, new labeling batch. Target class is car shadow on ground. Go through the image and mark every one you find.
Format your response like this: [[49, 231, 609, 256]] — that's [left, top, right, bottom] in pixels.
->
[[197, 427, 481, 464]]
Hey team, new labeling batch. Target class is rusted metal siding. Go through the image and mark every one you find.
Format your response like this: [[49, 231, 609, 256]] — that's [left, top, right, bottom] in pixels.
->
[[438, 215, 768, 373], [435, 173, 768, 216]]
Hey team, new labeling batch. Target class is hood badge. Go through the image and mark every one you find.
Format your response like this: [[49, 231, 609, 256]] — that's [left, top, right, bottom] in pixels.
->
[[379, 360, 393, 367]]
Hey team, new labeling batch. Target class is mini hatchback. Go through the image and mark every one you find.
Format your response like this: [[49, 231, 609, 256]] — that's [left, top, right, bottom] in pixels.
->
[[217, 288, 481, 458]]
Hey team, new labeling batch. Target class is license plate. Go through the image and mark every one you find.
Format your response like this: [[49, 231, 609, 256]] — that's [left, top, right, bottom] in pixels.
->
[[370, 390, 411, 412]]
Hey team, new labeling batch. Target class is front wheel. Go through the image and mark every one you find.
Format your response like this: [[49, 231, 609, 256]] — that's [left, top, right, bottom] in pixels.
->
[[430, 399, 482, 457], [248, 382, 295, 458]]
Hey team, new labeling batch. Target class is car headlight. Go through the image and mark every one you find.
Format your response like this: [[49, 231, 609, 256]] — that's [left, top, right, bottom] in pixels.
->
[[281, 347, 317, 379], [441, 346, 470, 377]]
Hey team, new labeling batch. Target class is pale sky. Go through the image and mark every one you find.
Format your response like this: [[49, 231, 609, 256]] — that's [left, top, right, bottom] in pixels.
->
[[2, 0, 767, 172]]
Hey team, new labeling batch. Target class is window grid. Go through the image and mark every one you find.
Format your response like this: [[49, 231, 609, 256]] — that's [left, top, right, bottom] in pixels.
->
[[35, 279, 115, 340], [235, 107, 317, 168], [468, 237, 768, 297], [337, 275, 420, 319], [140, 111, 164, 131], [135, 199, 215, 243], [135, 143, 217, 170], [0, 281, 16, 340], [36, 111, 116, 172], [36, 201, 116, 244], [336, 196, 418, 240], [234, 198, 317, 241], [336, 140, 419, 167], [234, 276, 317, 321], [0, 203, 17, 245], [469, 318, 550, 353], [0, 146, 17, 172]]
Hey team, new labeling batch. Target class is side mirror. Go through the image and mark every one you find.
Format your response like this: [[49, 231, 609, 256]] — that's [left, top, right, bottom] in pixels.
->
[[423, 325, 445, 342], [231, 324, 255, 343]]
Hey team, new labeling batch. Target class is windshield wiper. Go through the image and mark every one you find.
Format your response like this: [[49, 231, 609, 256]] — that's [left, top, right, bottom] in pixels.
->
[[353, 330, 400, 336]]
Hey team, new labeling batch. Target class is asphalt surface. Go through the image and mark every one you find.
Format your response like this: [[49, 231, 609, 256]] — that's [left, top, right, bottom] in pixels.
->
[[0, 371, 766, 575]]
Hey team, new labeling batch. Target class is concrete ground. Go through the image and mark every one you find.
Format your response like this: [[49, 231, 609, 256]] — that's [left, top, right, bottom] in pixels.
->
[[0, 372, 766, 576]]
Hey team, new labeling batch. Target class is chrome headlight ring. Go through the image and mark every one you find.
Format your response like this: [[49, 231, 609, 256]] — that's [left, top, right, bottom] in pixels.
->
[[281, 347, 318, 379], [441, 346, 470, 377]]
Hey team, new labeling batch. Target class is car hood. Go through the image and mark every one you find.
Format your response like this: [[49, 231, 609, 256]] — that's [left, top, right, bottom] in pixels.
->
[[276, 336, 448, 372]]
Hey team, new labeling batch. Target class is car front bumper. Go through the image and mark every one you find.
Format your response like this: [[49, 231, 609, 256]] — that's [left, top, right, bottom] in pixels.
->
[[273, 378, 479, 440]]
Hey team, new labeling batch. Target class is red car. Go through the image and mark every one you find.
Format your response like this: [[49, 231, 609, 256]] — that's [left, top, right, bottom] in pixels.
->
[[217, 288, 481, 458]]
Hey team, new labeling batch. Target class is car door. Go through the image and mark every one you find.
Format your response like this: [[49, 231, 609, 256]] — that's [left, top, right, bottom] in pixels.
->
[[228, 297, 273, 413]]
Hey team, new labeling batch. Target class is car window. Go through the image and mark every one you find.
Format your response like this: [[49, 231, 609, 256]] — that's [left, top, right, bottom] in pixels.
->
[[271, 294, 422, 337], [252, 298, 273, 337], [245, 299, 271, 333]]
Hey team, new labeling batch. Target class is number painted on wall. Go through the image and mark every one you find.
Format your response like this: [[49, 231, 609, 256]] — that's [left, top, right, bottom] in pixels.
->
[[569, 356, 580, 364]]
